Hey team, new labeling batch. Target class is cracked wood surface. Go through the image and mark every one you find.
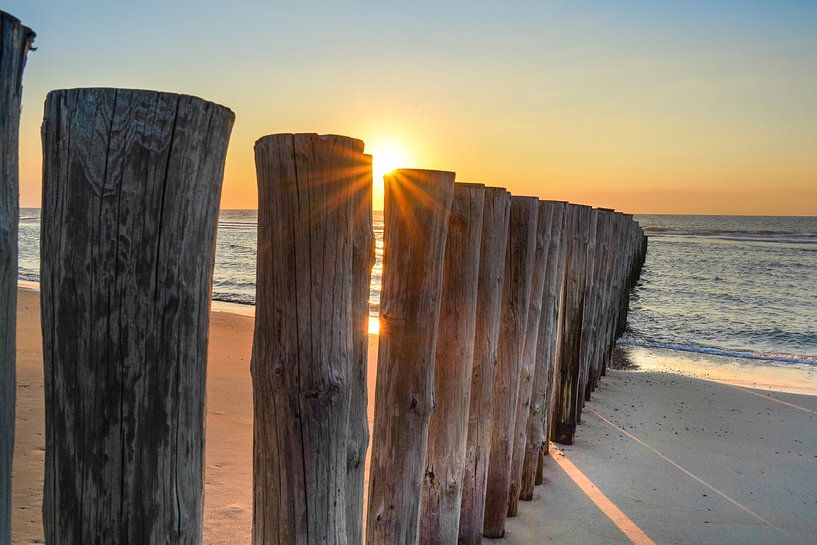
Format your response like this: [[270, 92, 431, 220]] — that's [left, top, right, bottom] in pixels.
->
[[366, 169, 454, 545], [457, 187, 511, 545], [420, 183, 484, 545], [252, 133, 367, 545], [0, 11, 34, 545], [40, 88, 233, 545]]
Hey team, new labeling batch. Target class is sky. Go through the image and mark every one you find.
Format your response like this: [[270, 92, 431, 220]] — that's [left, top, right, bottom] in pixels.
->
[[6, 0, 817, 214]]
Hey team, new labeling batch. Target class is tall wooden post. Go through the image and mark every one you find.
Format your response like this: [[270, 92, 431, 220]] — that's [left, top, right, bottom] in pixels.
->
[[576, 209, 598, 425], [520, 201, 566, 500], [536, 212, 571, 485], [40, 89, 233, 545], [551, 204, 591, 445], [367, 169, 455, 545], [586, 209, 614, 398], [420, 183, 485, 545], [253, 133, 367, 545], [507, 200, 553, 517], [0, 11, 34, 544], [483, 196, 538, 538], [457, 188, 511, 545], [348, 153, 375, 545]]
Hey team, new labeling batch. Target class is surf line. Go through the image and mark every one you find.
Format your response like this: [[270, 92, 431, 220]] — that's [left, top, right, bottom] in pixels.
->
[[585, 406, 794, 542], [729, 386, 817, 416], [549, 444, 658, 545]]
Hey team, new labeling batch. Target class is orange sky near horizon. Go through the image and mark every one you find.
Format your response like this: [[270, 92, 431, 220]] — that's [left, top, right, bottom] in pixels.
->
[[9, 1, 817, 216]]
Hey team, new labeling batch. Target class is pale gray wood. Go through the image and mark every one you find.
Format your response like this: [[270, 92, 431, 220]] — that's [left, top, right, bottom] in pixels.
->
[[0, 11, 34, 544], [348, 153, 374, 545], [457, 188, 510, 545], [537, 204, 570, 483], [576, 209, 598, 425], [520, 201, 566, 500], [253, 133, 366, 545], [366, 169, 455, 545], [551, 204, 592, 445], [482, 196, 538, 539], [420, 183, 484, 545], [506, 200, 553, 517], [40, 88, 233, 545], [585, 209, 614, 397]]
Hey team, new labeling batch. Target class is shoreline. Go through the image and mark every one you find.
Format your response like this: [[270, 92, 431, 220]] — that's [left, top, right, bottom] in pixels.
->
[[18, 280, 817, 395]]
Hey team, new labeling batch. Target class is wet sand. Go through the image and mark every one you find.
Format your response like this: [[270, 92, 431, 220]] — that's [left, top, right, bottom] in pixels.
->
[[12, 288, 817, 544]]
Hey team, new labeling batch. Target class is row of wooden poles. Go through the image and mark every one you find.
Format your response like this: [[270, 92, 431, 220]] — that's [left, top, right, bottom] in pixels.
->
[[0, 12, 647, 545]]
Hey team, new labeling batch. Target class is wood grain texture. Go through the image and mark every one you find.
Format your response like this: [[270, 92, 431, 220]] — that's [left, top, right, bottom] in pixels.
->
[[0, 11, 34, 544], [420, 183, 484, 545], [252, 133, 365, 545], [40, 88, 233, 545], [585, 209, 613, 398], [520, 201, 566, 501], [551, 204, 591, 445], [366, 169, 455, 545], [506, 200, 553, 517], [457, 188, 511, 545], [348, 153, 374, 545], [482, 196, 538, 539], [576, 208, 598, 425]]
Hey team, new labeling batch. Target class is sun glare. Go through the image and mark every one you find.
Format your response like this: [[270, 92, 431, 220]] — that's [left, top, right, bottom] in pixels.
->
[[367, 140, 413, 210]]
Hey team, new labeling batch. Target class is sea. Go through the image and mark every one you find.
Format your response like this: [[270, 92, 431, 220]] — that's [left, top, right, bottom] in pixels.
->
[[18, 209, 817, 367]]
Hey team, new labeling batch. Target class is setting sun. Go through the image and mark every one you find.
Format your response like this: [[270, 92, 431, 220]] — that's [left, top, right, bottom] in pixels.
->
[[365, 140, 414, 211]]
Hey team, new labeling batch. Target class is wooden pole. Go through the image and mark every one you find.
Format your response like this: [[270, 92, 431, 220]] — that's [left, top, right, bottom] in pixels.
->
[[347, 153, 375, 545], [551, 204, 591, 445], [520, 201, 566, 500], [576, 209, 598, 425], [367, 169, 455, 545], [253, 133, 366, 545], [482, 196, 538, 538], [457, 188, 511, 545], [581, 209, 608, 404], [40, 88, 233, 545], [507, 200, 553, 517], [537, 207, 571, 484], [589, 209, 618, 391], [420, 183, 485, 545], [0, 11, 34, 544]]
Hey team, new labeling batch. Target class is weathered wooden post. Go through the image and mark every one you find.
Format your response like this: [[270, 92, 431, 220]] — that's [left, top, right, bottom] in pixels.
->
[[0, 11, 34, 544], [457, 188, 511, 545], [520, 201, 566, 500], [537, 208, 571, 485], [253, 133, 367, 545], [348, 153, 375, 545], [551, 204, 591, 445], [576, 208, 598, 425], [589, 209, 618, 391], [420, 183, 485, 545], [507, 200, 553, 517], [483, 196, 538, 538], [367, 169, 455, 545], [40, 89, 233, 545], [589, 209, 615, 395], [601, 213, 627, 379], [580, 209, 607, 405]]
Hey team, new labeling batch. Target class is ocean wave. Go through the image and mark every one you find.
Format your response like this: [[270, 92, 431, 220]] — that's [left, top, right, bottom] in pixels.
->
[[618, 338, 817, 366], [212, 292, 255, 306]]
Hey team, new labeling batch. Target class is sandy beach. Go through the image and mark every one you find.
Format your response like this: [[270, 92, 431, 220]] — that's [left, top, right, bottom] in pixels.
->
[[12, 287, 817, 545]]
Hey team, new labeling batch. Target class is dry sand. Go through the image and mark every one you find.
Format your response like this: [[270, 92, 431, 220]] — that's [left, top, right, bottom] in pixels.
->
[[11, 287, 817, 544]]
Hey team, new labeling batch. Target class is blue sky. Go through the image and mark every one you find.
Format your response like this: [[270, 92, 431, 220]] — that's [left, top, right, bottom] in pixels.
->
[[6, 1, 817, 213]]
